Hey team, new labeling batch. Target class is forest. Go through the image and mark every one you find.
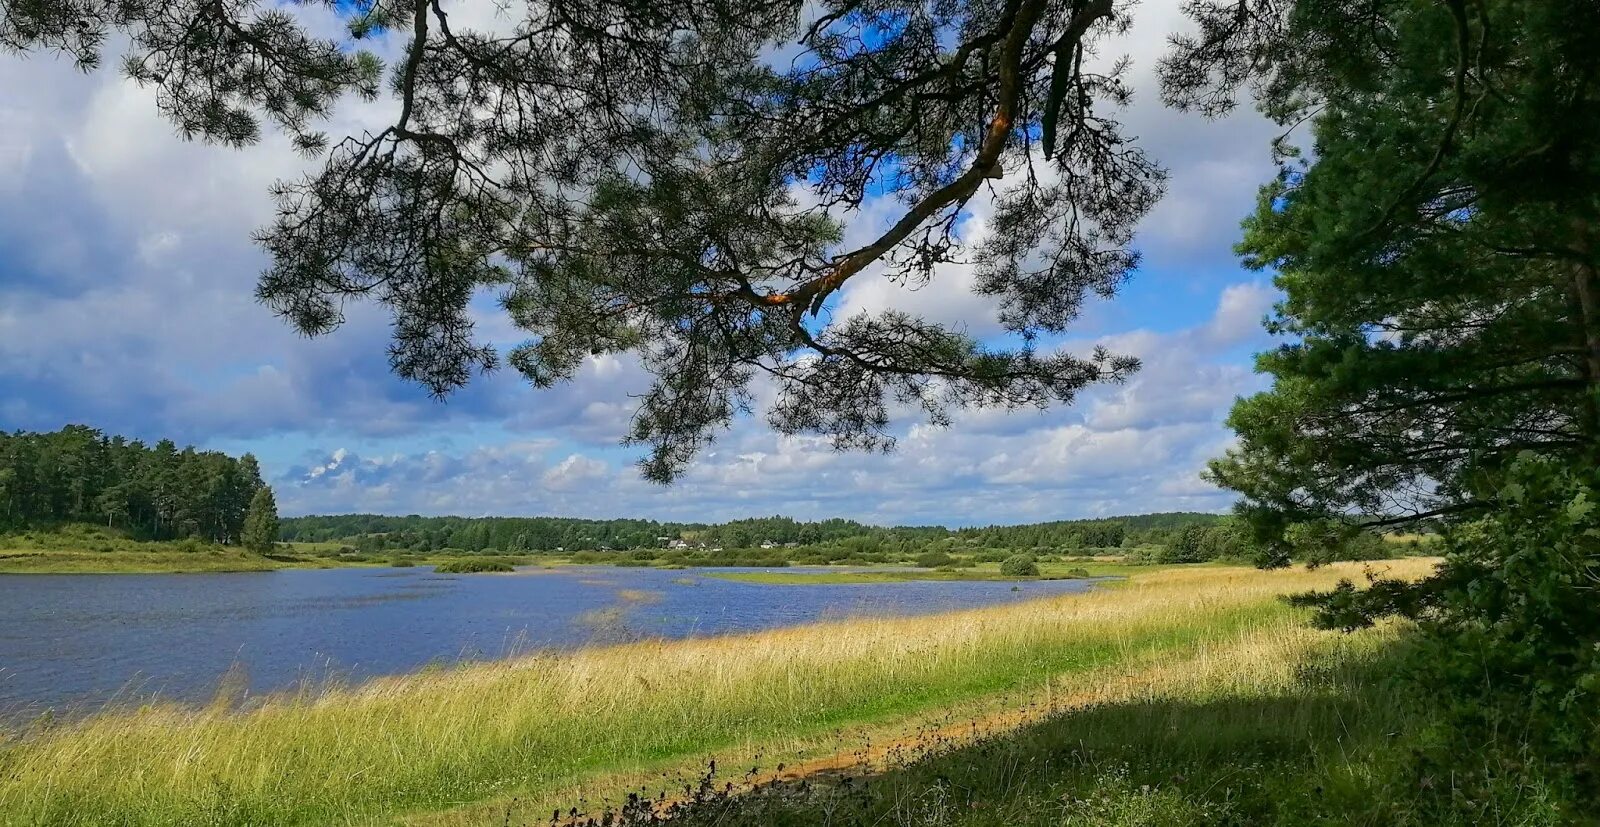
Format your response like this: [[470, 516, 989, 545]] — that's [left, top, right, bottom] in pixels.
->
[[0, 425, 272, 545], [0, 424, 1245, 562]]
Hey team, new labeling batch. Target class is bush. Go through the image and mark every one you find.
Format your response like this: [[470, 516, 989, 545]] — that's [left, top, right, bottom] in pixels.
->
[[1296, 454, 1600, 806], [999, 554, 1039, 577], [915, 550, 954, 568], [389, 558, 415, 568], [434, 558, 515, 574], [1153, 521, 1258, 564], [1064, 567, 1092, 578], [1157, 524, 1211, 563]]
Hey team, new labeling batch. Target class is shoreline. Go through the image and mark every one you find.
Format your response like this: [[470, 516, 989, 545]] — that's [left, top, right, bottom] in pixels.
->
[[0, 560, 1439, 825], [0, 547, 1164, 580]]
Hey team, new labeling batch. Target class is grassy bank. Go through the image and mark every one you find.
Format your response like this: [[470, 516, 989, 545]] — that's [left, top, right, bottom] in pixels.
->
[[0, 560, 1446, 826], [0, 527, 542, 574], [621, 619, 1566, 827], [0, 547, 283, 574], [0, 527, 303, 574]]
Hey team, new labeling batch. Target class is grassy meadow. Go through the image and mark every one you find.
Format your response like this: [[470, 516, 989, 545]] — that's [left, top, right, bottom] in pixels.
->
[[0, 558, 1527, 827], [0, 527, 280, 573], [0, 546, 283, 574]]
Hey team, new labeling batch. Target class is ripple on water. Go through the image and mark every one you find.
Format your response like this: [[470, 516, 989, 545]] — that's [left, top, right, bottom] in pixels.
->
[[0, 565, 1102, 714]]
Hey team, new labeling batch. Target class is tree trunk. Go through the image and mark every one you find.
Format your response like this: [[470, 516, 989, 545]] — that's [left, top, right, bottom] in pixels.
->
[[1571, 220, 1600, 454]]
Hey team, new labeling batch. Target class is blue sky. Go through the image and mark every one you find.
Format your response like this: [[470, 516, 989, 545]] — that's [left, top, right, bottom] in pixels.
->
[[0, 1, 1284, 526]]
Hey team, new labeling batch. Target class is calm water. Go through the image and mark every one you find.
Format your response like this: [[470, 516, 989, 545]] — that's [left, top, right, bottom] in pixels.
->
[[0, 566, 1099, 714]]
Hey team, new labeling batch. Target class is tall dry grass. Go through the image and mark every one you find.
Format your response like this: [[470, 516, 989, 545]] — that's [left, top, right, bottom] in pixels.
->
[[0, 559, 1436, 826]]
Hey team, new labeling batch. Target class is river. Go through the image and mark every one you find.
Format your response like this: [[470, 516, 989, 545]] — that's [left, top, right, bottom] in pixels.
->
[[0, 565, 1099, 714]]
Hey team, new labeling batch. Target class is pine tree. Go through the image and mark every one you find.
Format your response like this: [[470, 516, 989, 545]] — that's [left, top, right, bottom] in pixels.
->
[[241, 487, 280, 554], [0, 0, 1165, 479], [1158, 0, 1600, 559]]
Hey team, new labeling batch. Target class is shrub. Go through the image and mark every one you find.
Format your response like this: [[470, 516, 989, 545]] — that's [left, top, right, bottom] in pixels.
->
[[999, 554, 1039, 577], [388, 558, 415, 568], [434, 558, 515, 574], [1157, 524, 1211, 563], [1296, 454, 1600, 806], [915, 550, 954, 568], [1064, 567, 1092, 578]]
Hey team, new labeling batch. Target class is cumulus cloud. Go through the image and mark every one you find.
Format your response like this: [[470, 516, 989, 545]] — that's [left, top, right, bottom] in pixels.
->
[[0, 0, 1282, 525], [274, 283, 1273, 523]]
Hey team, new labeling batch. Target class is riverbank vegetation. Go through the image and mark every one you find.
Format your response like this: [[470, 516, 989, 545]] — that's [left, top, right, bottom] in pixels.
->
[[432, 557, 518, 574], [2, 560, 1508, 827], [0, 426, 274, 545], [279, 512, 1235, 557], [0, 526, 537, 575], [0, 518, 1416, 576], [0, 525, 282, 574]]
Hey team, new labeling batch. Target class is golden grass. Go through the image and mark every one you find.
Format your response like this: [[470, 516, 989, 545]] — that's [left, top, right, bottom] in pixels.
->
[[0, 559, 1438, 826], [0, 547, 282, 574]]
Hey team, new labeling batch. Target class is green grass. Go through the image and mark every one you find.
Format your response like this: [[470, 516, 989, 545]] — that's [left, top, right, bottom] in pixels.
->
[[0, 527, 283, 573], [641, 637, 1569, 827], [0, 527, 547, 574], [0, 561, 1451, 826], [0, 547, 283, 574]]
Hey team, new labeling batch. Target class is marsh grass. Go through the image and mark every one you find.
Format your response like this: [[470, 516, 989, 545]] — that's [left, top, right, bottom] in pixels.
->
[[433, 558, 517, 574], [0, 547, 281, 574], [0, 561, 1438, 826], [0, 526, 543, 574]]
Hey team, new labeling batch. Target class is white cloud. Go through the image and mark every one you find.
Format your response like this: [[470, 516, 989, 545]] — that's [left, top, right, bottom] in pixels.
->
[[1200, 282, 1277, 347], [274, 282, 1272, 523], [542, 454, 612, 491], [0, 1, 1282, 526]]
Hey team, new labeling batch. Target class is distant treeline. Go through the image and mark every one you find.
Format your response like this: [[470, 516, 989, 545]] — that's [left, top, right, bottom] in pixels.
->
[[0, 425, 270, 544], [951, 512, 1229, 549], [280, 514, 945, 552], [279, 511, 1228, 554]]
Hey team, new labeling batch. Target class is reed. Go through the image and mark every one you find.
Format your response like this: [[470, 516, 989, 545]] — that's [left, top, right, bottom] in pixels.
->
[[0, 560, 1437, 826]]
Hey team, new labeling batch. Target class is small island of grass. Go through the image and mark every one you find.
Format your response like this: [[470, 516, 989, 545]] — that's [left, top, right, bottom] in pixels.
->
[[433, 558, 517, 573]]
